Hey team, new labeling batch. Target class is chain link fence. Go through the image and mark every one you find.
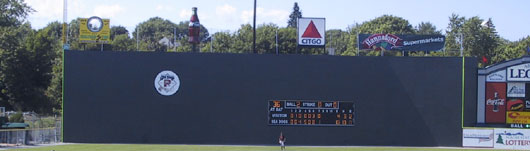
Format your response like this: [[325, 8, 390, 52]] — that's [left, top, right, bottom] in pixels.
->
[[0, 116, 61, 147]]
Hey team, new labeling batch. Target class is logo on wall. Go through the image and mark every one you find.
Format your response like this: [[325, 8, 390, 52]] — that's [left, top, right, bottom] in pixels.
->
[[507, 83, 525, 97], [297, 18, 325, 47], [486, 92, 505, 112], [361, 34, 403, 50], [154, 70, 180, 96], [486, 70, 506, 82], [507, 99, 524, 111], [526, 100, 530, 110], [507, 63, 530, 81], [358, 34, 445, 51]]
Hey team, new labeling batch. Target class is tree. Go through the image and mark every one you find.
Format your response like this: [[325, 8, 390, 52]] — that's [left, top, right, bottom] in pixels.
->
[[133, 18, 209, 52], [445, 14, 465, 56], [0, 0, 38, 112], [255, 23, 278, 54], [343, 15, 415, 56], [231, 24, 253, 53], [287, 2, 302, 28], [111, 34, 134, 51], [326, 29, 350, 55], [110, 25, 129, 40], [0, 0, 33, 26], [209, 31, 234, 53], [416, 22, 441, 35]]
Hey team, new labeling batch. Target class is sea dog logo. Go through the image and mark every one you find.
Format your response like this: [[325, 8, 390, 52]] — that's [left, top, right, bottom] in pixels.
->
[[154, 70, 180, 96]]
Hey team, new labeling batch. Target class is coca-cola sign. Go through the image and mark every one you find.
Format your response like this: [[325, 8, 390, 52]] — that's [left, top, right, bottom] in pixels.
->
[[485, 83, 506, 123]]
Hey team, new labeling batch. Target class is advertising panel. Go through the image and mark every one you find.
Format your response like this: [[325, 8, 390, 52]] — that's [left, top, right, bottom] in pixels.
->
[[507, 98, 525, 111], [297, 18, 325, 47], [526, 83, 530, 111], [358, 34, 445, 51], [79, 17, 110, 44], [462, 129, 494, 148], [494, 128, 530, 150], [506, 111, 530, 124], [487, 70, 506, 82], [507, 83, 525, 97], [507, 63, 530, 81], [485, 83, 506, 123]]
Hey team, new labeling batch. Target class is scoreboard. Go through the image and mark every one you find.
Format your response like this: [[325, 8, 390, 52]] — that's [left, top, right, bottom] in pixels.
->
[[268, 100, 355, 126]]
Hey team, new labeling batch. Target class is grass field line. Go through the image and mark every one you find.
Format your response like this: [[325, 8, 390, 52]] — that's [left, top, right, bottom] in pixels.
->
[[0, 143, 509, 151]]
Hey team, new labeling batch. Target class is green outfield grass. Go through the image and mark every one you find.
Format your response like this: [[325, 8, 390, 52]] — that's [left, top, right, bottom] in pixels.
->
[[3, 144, 506, 151]]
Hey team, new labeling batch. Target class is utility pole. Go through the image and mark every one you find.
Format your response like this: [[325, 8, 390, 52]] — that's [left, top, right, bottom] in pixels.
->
[[252, 0, 257, 54], [275, 29, 278, 55], [460, 33, 464, 57]]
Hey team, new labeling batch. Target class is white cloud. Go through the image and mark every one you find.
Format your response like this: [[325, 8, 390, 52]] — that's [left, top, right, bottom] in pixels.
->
[[216, 4, 236, 16], [92, 4, 125, 18], [25, 0, 63, 19], [241, 7, 289, 25], [179, 9, 192, 19], [156, 5, 174, 12]]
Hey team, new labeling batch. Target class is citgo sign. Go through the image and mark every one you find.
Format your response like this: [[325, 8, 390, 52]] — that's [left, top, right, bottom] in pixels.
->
[[297, 18, 325, 47]]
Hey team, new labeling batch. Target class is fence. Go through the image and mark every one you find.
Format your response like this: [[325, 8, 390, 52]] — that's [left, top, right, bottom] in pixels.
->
[[0, 127, 61, 146]]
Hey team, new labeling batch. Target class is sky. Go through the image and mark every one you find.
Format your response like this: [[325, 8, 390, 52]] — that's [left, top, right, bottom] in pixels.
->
[[25, 0, 530, 41]]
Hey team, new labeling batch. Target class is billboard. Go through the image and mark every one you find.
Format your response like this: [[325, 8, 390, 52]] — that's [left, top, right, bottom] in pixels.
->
[[297, 18, 325, 47], [506, 111, 530, 124], [494, 128, 530, 150], [485, 83, 506, 123], [507, 83, 525, 97], [486, 70, 506, 82], [507, 63, 530, 81], [358, 34, 445, 51], [79, 16, 110, 44], [462, 129, 494, 148]]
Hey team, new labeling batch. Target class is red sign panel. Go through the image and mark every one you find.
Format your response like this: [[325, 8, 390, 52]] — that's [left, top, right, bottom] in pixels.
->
[[485, 83, 506, 123]]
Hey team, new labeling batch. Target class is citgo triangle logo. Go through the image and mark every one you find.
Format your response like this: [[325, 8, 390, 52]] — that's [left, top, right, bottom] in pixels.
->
[[301, 21, 322, 38]]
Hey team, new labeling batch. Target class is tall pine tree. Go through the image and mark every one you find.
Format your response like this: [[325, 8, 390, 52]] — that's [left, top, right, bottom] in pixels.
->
[[287, 2, 302, 28]]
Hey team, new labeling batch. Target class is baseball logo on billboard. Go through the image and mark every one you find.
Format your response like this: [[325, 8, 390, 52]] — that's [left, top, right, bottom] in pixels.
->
[[154, 70, 180, 96]]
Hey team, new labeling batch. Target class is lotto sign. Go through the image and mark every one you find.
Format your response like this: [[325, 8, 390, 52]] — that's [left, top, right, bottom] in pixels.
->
[[79, 16, 110, 44], [494, 128, 530, 150], [298, 18, 325, 47]]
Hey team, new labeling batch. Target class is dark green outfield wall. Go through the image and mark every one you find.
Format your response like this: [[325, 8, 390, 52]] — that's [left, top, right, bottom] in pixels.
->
[[64, 50, 477, 146]]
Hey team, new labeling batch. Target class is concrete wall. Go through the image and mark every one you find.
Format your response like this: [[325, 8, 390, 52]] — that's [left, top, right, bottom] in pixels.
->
[[64, 51, 477, 146]]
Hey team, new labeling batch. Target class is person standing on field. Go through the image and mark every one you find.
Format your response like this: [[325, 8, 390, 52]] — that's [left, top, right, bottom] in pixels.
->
[[279, 132, 286, 151]]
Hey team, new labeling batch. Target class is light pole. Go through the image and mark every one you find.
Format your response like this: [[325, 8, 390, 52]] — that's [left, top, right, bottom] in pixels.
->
[[252, 0, 256, 54]]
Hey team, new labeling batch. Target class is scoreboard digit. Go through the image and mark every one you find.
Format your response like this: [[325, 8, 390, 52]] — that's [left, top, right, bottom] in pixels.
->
[[268, 100, 355, 126]]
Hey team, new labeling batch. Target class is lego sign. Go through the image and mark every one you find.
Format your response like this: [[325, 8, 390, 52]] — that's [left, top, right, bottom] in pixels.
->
[[298, 18, 325, 47]]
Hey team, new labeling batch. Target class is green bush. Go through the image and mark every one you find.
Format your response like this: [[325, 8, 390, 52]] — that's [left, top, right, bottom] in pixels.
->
[[9, 112, 24, 123]]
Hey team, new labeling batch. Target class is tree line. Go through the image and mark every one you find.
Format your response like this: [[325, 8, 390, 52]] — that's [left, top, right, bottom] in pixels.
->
[[1, 0, 530, 114]]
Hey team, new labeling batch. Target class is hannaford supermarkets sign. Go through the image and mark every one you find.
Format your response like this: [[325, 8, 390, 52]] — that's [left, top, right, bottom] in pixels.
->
[[297, 18, 325, 47]]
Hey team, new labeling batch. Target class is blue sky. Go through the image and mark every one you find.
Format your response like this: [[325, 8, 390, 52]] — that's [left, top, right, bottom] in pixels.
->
[[26, 0, 530, 41]]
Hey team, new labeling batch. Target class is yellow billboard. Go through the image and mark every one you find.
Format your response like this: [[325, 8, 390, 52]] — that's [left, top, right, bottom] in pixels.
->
[[79, 17, 110, 44], [506, 111, 530, 124]]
